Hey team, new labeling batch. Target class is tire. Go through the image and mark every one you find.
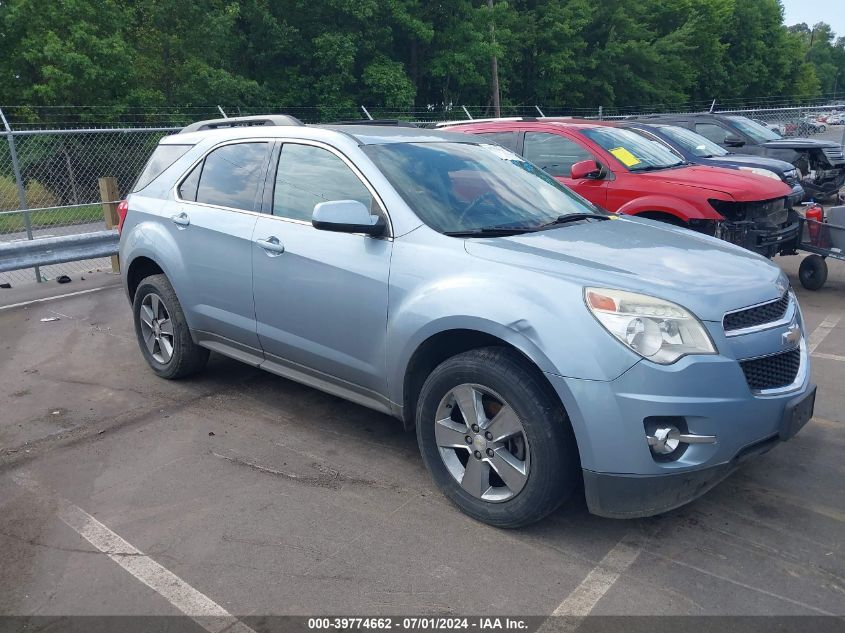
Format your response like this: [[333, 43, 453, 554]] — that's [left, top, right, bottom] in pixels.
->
[[416, 347, 579, 528], [132, 274, 209, 379], [798, 255, 828, 291]]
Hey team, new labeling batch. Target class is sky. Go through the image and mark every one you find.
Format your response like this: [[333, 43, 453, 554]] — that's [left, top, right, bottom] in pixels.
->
[[781, 0, 845, 40]]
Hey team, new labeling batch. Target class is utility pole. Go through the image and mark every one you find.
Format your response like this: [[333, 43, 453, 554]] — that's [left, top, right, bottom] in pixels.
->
[[488, 0, 501, 118]]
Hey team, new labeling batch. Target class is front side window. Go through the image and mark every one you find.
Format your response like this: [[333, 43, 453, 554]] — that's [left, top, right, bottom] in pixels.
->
[[694, 123, 731, 145], [658, 125, 728, 157], [523, 132, 592, 177], [273, 144, 374, 222], [726, 116, 782, 142], [581, 127, 685, 172], [363, 141, 604, 234], [195, 142, 268, 211]]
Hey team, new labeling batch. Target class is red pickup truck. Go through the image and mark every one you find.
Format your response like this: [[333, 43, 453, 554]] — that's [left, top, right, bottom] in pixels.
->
[[445, 119, 799, 257]]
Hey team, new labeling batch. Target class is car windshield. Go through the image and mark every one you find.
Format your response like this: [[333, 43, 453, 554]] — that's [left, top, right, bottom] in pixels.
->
[[657, 125, 728, 157], [362, 142, 605, 234], [727, 116, 782, 142], [580, 127, 685, 171]]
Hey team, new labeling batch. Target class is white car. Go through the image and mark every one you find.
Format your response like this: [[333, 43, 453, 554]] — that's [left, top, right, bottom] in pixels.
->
[[826, 114, 845, 125]]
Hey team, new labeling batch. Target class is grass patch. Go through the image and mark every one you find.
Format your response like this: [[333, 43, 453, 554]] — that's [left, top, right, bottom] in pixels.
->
[[0, 204, 103, 234]]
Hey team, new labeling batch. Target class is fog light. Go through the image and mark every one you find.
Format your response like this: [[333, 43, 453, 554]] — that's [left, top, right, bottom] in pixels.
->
[[649, 425, 681, 455]]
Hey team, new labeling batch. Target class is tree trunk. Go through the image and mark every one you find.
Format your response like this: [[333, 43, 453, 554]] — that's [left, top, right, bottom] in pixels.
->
[[488, 0, 501, 118]]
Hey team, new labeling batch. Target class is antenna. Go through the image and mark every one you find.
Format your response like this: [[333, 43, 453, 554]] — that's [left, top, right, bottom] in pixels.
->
[[709, 99, 717, 113], [462, 105, 474, 120], [360, 105, 374, 121], [217, 105, 228, 118], [535, 105, 546, 117]]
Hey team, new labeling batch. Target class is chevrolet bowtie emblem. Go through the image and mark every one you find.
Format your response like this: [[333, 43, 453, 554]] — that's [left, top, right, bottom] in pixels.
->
[[782, 324, 801, 347]]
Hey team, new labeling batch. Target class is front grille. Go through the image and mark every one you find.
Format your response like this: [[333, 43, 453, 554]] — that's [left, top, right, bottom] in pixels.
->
[[724, 292, 790, 332], [740, 348, 801, 391]]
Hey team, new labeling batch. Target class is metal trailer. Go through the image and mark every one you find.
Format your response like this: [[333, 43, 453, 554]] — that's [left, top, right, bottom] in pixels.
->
[[796, 205, 845, 290]]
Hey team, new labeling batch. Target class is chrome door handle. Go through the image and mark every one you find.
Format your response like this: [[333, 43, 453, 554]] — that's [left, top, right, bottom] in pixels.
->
[[171, 212, 190, 227], [255, 236, 285, 255]]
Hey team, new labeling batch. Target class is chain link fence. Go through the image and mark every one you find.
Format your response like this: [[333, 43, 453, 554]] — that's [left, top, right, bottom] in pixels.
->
[[1, 99, 843, 288], [0, 111, 179, 286]]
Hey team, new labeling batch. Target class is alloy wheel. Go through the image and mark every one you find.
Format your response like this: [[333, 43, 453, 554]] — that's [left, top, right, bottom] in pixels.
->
[[434, 383, 530, 502], [139, 292, 174, 364]]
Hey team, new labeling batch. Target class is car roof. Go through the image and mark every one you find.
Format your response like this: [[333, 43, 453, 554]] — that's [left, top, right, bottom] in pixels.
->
[[445, 118, 607, 131], [318, 124, 474, 145], [164, 118, 472, 147]]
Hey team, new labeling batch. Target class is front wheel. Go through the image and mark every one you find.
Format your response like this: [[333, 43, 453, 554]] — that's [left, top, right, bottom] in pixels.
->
[[799, 255, 828, 290], [416, 348, 579, 528]]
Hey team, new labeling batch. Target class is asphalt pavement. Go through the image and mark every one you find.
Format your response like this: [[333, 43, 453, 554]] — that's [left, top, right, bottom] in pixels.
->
[[0, 256, 843, 627]]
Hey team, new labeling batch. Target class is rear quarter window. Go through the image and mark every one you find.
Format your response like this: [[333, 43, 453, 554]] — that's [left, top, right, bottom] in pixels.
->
[[133, 144, 194, 192]]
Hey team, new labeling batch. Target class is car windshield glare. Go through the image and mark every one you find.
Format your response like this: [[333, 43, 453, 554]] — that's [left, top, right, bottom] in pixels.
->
[[727, 116, 782, 142], [658, 125, 728, 157], [581, 127, 685, 171], [362, 142, 604, 234]]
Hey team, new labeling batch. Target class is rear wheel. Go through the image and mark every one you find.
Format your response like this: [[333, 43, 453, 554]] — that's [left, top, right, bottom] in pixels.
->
[[416, 347, 578, 528], [799, 255, 828, 290], [133, 274, 209, 378]]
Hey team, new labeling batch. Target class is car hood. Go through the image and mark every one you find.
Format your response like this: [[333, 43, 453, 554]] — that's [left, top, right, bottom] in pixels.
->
[[635, 165, 791, 200], [761, 138, 839, 150], [464, 216, 785, 322], [702, 154, 795, 173]]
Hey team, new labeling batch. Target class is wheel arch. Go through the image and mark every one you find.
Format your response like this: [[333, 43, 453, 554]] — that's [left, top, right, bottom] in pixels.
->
[[617, 195, 720, 221], [399, 326, 564, 432], [126, 256, 166, 301]]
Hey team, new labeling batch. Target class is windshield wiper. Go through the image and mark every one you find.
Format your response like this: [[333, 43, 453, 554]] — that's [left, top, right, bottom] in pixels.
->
[[632, 162, 686, 172], [536, 213, 610, 229], [443, 226, 535, 237]]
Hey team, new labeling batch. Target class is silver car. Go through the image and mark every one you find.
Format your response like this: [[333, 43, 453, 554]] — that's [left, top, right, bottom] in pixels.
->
[[120, 115, 816, 527]]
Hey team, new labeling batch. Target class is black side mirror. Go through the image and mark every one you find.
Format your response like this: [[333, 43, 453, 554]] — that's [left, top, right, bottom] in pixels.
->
[[724, 134, 745, 147]]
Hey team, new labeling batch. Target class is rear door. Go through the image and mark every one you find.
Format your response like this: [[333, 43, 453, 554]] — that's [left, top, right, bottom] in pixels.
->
[[172, 140, 271, 350], [251, 141, 392, 399], [521, 131, 608, 206]]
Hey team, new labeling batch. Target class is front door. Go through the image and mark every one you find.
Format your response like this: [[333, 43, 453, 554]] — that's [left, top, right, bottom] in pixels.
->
[[252, 142, 392, 399], [522, 131, 608, 207]]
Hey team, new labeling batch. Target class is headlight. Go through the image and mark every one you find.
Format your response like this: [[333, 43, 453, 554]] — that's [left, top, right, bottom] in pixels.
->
[[737, 166, 781, 180], [585, 288, 716, 364]]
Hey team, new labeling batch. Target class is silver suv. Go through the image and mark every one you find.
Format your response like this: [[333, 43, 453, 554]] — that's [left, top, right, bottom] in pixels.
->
[[121, 115, 815, 527]]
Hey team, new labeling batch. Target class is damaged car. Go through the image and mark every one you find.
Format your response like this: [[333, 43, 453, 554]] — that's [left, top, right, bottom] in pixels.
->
[[443, 118, 800, 258], [632, 113, 845, 202]]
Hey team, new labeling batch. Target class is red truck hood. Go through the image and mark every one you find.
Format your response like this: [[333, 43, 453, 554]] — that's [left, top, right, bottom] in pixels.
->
[[637, 165, 792, 201]]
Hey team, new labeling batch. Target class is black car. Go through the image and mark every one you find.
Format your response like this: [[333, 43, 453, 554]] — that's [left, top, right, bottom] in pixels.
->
[[620, 122, 805, 207], [629, 113, 845, 201]]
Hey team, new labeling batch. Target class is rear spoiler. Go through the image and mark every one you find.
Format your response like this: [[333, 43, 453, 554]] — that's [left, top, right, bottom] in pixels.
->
[[180, 115, 303, 134]]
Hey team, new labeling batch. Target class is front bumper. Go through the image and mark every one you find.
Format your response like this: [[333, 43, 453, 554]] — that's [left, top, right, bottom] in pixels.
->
[[544, 307, 814, 518], [720, 217, 801, 257]]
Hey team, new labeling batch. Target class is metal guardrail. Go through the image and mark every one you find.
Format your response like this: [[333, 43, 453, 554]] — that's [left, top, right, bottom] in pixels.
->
[[0, 230, 118, 273]]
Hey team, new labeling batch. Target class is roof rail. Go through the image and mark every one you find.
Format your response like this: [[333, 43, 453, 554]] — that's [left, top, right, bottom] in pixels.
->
[[327, 119, 422, 128], [180, 114, 304, 134], [435, 117, 526, 128]]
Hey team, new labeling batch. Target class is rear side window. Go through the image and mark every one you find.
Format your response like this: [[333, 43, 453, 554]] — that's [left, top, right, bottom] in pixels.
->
[[178, 163, 202, 201], [523, 132, 591, 177], [133, 144, 193, 192], [195, 142, 268, 211], [477, 132, 519, 153]]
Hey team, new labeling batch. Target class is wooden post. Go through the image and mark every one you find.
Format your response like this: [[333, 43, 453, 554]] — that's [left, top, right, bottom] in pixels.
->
[[98, 177, 121, 273]]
